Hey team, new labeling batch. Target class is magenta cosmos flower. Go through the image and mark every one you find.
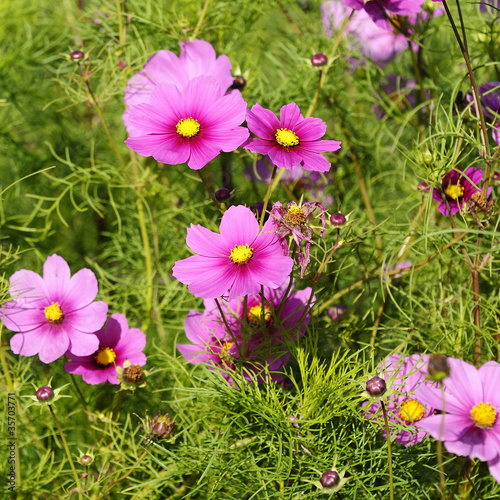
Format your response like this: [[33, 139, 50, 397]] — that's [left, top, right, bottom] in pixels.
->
[[177, 284, 312, 385], [64, 313, 146, 385], [2, 255, 108, 364], [125, 76, 249, 170], [416, 358, 500, 483], [124, 39, 233, 136], [243, 103, 341, 172], [432, 167, 489, 215], [172, 205, 294, 300], [363, 354, 434, 446]]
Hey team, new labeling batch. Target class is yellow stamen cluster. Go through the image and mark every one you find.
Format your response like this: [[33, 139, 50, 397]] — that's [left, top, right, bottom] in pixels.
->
[[247, 304, 273, 326], [470, 402, 497, 428], [275, 128, 299, 148], [398, 398, 425, 424], [230, 244, 253, 264], [219, 340, 235, 364], [44, 302, 64, 324], [176, 117, 200, 138], [285, 205, 306, 226], [94, 347, 117, 367], [444, 183, 464, 200]]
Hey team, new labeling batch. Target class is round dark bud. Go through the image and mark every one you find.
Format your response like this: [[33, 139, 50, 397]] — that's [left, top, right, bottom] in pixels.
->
[[80, 455, 93, 465], [493, 172, 500, 182], [70, 50, 85, 62], [230, 75, 246, 91], [320, 470, 340, 488], [330, 213, 346, 226], [366, 376, 386, 396], [36, 386, 54, 402], [215, 188, 231, 202], [311, 53, 328, 67]]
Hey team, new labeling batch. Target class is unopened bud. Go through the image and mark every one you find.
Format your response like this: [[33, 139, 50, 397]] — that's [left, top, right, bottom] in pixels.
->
[[427, 354, 450, 382], [215, 188, 231, 202], [320, 470, 340, 488], [330, 213, 346, 226], [366, 376, 386, 396], [36, 386, 54, 402], [311, 53, 328, 67], [70, 50, 85, 62], [230, 75, 246, 91]]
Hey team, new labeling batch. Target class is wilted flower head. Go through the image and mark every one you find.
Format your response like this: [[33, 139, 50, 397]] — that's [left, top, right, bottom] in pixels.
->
[[143, 411, 176, 445], [2, 254, 108, 364], [177, 284, 313, 385], [172, 205, 294, 300], [64, 313, 147, 385], [416, 358, 500, 483], [270, 200, 326, 278], [362, 354, 434, 446], [432, 167, 489, 215], [243, 102, 341, 172], [116, 361, 148, 392]]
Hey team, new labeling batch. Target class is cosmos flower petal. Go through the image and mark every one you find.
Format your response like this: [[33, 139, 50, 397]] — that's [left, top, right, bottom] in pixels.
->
[[243, 138, 279, 155], [295, 147, 332, 172], [246, 103, 282, 141], [125, 134, 178, 158], [207, 91, 248, 129], [43, 255, 71, 302], [268, 146, 302, 170], [293, 117, 327, 141], [10, 330, 47, 358], [416, 413, 471, 442], [220, 205, 260, 248], [185, 310, 213, 344], [65, 268, 99, 310], [444, 358, 484, 407], [38, 325, 72, 363], [279, 102, 304, 129], [186, 224, 226, 257], [65, 301, 108, 333], [489, 455, 500, 483], [177, 343, 212, 364], [9, 269, 49, 307], [302, 139, 342, 153], [183, 76, 224, 122], [187, 140, 222, 170], [416, 384, 468, 414], [206, 126, 250, 153], [127, 103, 175, 133], [444, 426, 499, 462], [1, 304, 44, 332], [479, 361, 500, 406]]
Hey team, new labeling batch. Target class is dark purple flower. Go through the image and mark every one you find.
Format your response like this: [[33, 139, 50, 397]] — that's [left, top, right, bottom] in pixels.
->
[[431, 167, 489, 216]]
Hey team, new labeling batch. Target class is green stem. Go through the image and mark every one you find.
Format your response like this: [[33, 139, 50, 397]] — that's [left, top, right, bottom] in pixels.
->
[[191, 0, 211, 40], [130, 152, 154, 330], [381, 401, 394, 500], [259, 165, 278, 230], [49, 405, 82, 497], [115, 0, 125, 48], [0, 322, 13, 391], [69, 374, 87, 410]]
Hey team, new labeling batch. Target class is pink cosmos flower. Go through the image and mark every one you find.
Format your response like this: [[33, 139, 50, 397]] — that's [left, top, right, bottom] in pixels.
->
[[431, 167, 489, 215], [415, 358, 500, 483], [125, 76, 249, 170], [172, 205, 294, 300], [64, 313, 146, 385], [177, 284, 312, 385], [243, 103, 341, 172], [123, 39, 233, 136], [363, 354, 434, 446], [2, 255, 108, 364]]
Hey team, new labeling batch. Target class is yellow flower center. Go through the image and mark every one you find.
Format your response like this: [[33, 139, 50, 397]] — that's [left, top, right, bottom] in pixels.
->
[[44, 302, 64, 324], [219, 340, 235, 364], [398, 398, 425, 424], [230, 244, 253, 264], [285, 205, 306, 225], [176, 117, 200, 138], [94, 347, 117, 367], [444, 183, 464, 200], [470, 402, 497, 428], [247, 304, 273, 326], [275, 128, 299, 147]]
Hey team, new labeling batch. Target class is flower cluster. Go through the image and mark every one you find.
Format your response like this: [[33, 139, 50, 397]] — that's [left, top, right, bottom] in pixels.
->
[[2, 255, 147, 385], [124, 40, 341, 171], [177, 284, 313, 385]]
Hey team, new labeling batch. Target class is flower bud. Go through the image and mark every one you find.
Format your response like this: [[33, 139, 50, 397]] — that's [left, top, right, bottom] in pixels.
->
[[36, 386, 54, 402], [79, 454, 93, 465], [215, 188, 231, 202], [327, 305, 347, 321], [289, 416, 300, 429], [330, 213, 346, 226], [493, 171, 500, 182], [427, 354, 450, 382], [230, 75, 246, 91], [320, 470, 340, 488], [311, 53, 328, 67], [365, 376, 386, 396], [70, 50, 85, 62]]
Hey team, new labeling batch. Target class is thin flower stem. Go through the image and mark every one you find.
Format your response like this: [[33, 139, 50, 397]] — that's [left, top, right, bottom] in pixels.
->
[[441, 0, 491, 183], [464, 466, 486, 500], [49, 405, 82, 497], [0, 322, 14, 392], [95, 450, 148, 500], [115, 0, 125, 48], [380, 401, 394, 500], [315, 232, 467, 314], [454, 0, 468, 56], [214, 298, 244, 358], [191, 0, 211, 40], [306, 11, 354, 118], [130, 152, 154, 330], [447, 458, 469, 500], [69, 374, 87, 409], [197, 170, 224, 214], [259, 165, 278, 231]]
